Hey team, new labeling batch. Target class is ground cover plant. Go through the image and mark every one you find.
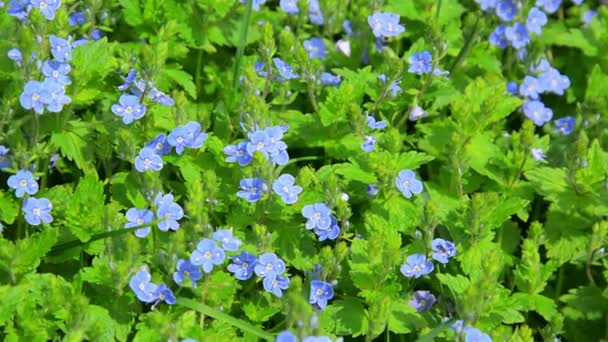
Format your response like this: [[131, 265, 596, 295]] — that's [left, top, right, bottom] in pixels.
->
[[0, 0, 607, 341]]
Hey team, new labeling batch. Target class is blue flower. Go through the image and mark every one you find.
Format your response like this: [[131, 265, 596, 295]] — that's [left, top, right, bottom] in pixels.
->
[[237, 178, 267, 203], [361, 136, 376, 153], [272, 174, 303, 205], [111, 94, 146, 124], [8, 48, 22, 63], [505, 22, 530, 49], [506, 81, 519, 95], [409, 290, 436, 312], [129, 268, 159, 303], [308, 0, 323, 25], [409, 105, 427, 121], [146, 133, 171, 156], [489, 25, 508, 49], [572, 0, 583, 5], [152, 284, 176, 305], [464, 327, 493, 342], [302, 202, 332, 230], [519, 76, 544, 100], [22, 197, 53, 225], [49, 35, 73, 62], [343, 20, 353, 36], [583, 10, 597, 27], [135, 147, 163, 172], [168, 122, 209, 154], [280, 0, 298, 14], [536, 0, 562, 14], [555, 116, 575, 135], [531, 148, 546, 161], [474, 0, 498, 11], [0, 146, 10, 170], [313, 214, 340, 241], [526, 7, 547, 34], [240, 0, 266, 11], [224, 142, 253, 166], [42, 60, 71, 85], [246, 129, 271, 157], [303, 38, 327, 59], [368, 12, 405, 38], [309, 280, 334, 310], [523, 100, 553, 126], [148, 85, 175, 106], [174, 259, 203, 287], [273, 58, 299, 80], [8, 0, 32, 20], [8, 169, 38, 198], [41, 79, 71, 112], [400, 254, 434, 278], [408, 51, 433, 75], [320, 72, 341, 86], [20, 80, 47, 114], [366, 184, 379, 197], [538, 68, 570, 95], [302, 336, 334, 342], [125, 208, 155, 238], [276, 331, 298, 342], [431, 238, 457, 264], [118, 69, 138, 91], [496, 0, 517, 21], [254, 61, 269, 77], [155, 193, 183, 231], [395, 169, 423, 199], [378, 74, 402, 96], [31, 0, 60, 20], [213, 229, 242, 251], [190, 239, 226, 273], [68, 11, 87, 26], [367, 115, 387, 130], [227, 251, 257, 280], [263, 275, 290, 297], [254, 252, 286, 278], [91, 29, 103, 41]]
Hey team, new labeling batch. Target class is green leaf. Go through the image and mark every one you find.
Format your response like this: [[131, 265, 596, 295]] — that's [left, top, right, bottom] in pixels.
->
[[64, 175, 106, 241], [0, 191, 19, 224], [119, 0, 144, 26], [322, 300, 368, 336], [388, 299, 425, 334], [163, 68, 197, 99], [50, 121, 96, 175], [333, 161, 378, 183], [436, 273, 470, 295], [541, 22, 598, 56]]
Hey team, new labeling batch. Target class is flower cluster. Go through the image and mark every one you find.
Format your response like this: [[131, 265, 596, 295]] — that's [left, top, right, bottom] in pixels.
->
[[8, 0, 61, 21], [225, 125, 290, 167], [227, 251, 291, 298], [280, 0, 323, 25], [302, 202, 340, 241], [124, 192, 184, 238], [129, 267, 176, 306], [7, 170, 53, 226], [361, 113, 387, 153]]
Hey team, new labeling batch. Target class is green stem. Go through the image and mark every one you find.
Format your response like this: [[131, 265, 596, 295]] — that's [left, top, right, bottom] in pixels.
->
[[449, 15, 481, 75], [178, 297, 274, 341], [232, 0, 253, 90]]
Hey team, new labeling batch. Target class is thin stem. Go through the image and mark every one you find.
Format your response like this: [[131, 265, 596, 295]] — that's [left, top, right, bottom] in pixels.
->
[[449, 15, 481, 75], [232, 0, 253, 90]]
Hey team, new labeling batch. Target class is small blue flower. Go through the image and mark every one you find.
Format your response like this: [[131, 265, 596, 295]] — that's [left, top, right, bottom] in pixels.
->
[[395, 169, 423, 199], [254, 61, 269, 77], [148, 85, 175, 106], [146, 133, 171, 156], [474, 0, 498, 11], [489, 25, 508, 49], [153, 284, 176, 305], [41, 79, 71, 112], [408, 51, 433, 75], [308, 0, 323, 25], [343, 20, 353, 36], [313, 214, 340, 241], [0, 146, 10, 170], [536, 0, 562, 14], [519, 76, 544, 100], [506, 81, 519, 95], [224, 141, 253, 166], [91, 29, 103, 41], [554, 116, 575, 135], [272, 174, 303, 205], [320, 72, 341, 86], [280, 0, 298, 14], [41, 60, 71, 85], [263, 275, 290, 297], [572, 0, 583, 5], [531, 148, 546, 161], [368, 12, 405, 38], [367, 115, 387, 130], [523, 100, 553, 126], [129, 268, 159, 303], [49, 35, 73, 62], [254, 252, 286, 278], [302, 202, 332, 230], [237, 177, 267, 203], [583, 10, 597, 27], [246, 130, 271, 157], [409, 105, 427, 122], [227, 251, 257, 280], [20, 80, 47, 114], [118, 69, 138, 91], [276, 331, 298, 342], [366, 184, 379, 197], [168, 122, 209, 154], [111, 94, 146, 124], [496, 0, 517, 21], [190, 239, 226, 273], [273, 58, 299, 80], [464, 327, 493, 342], [361, 135, 376, 153], [378, 74, 402, 96], [303, 38, 327, 59], [505, 22, 530, 50], [526, 7, 547, 34], [8, 48, 22, 63], [431, 238, 457, 264], [69, 11, 87, 26], [213, 228, 242, 251], [400, 254, 434, 278], [174, 259, 203, 287], [538, 69, 570, 95], [8, 169, 38, 198], [155, 193, 183, 231], [8, 0, 32, 20], [31, 0, 60, 20], [135, 147, 163, 172], [125, 208, 155, 238], [309, 280, 334, 310], [409, 290, 436, 312], [22, 197, 53, 225]]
